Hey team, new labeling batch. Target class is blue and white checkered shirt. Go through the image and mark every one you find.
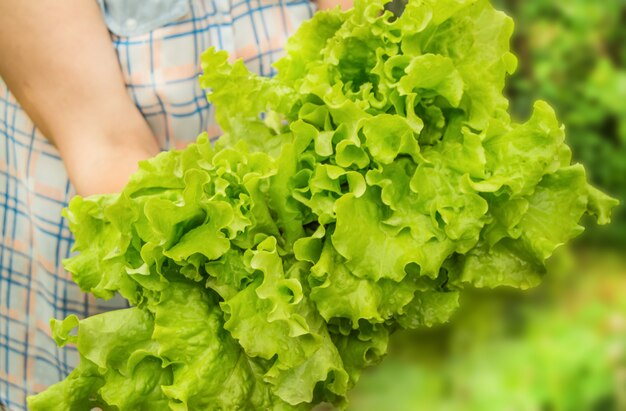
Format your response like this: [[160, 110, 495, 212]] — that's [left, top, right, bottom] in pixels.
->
[[0, 1, 315, 408]]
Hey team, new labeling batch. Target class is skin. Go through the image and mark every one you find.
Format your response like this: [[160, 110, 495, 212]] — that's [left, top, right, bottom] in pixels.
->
[[0, 0, 160, 196], [316, 0, 354, 10], [0, 0, 352, 196]]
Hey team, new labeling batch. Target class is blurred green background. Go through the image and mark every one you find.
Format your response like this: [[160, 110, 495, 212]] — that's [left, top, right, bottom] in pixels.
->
[[349, 250, 626, 410], [347, 1, 626, 409]]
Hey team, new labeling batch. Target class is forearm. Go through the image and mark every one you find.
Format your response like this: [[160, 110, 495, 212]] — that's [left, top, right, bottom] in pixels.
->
[[0, 0, 158, 195], [316, 0, 353, 10]]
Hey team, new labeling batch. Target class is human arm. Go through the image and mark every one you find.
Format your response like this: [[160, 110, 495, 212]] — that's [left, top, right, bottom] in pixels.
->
[[315, 0, 353, 11], [0, 0, 160, 196]]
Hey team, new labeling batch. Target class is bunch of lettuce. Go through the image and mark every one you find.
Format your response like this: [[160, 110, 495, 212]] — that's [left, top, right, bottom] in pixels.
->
[[28, 0, 617, 409]]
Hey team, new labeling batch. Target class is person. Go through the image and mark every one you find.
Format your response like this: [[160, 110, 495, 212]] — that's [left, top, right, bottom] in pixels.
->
[[0, 0, 351, 409]]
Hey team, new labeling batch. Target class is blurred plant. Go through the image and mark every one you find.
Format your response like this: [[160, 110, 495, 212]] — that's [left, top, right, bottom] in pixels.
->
[[494, 0, 626, 243], [349, 249, 626, 411]]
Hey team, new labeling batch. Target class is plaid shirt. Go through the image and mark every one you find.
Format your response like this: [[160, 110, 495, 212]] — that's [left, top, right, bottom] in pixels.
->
[[0, 1, 315, 409]]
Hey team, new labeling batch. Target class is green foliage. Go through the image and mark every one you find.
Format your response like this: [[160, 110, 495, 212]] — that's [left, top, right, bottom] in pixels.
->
[[28, 1, 616, 409], [495, 0, 626, 243], [350, 250, 626, 411]]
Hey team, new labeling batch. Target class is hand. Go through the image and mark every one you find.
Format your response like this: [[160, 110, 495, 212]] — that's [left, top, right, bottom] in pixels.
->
[[61, 128, 159, 197]]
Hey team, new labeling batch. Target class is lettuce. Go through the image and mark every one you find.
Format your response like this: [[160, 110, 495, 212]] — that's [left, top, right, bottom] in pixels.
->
[[28, 0, 618, 409]]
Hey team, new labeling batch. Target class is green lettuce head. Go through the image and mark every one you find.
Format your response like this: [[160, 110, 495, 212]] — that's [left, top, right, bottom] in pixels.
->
[[28, 0, 618, 409]]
